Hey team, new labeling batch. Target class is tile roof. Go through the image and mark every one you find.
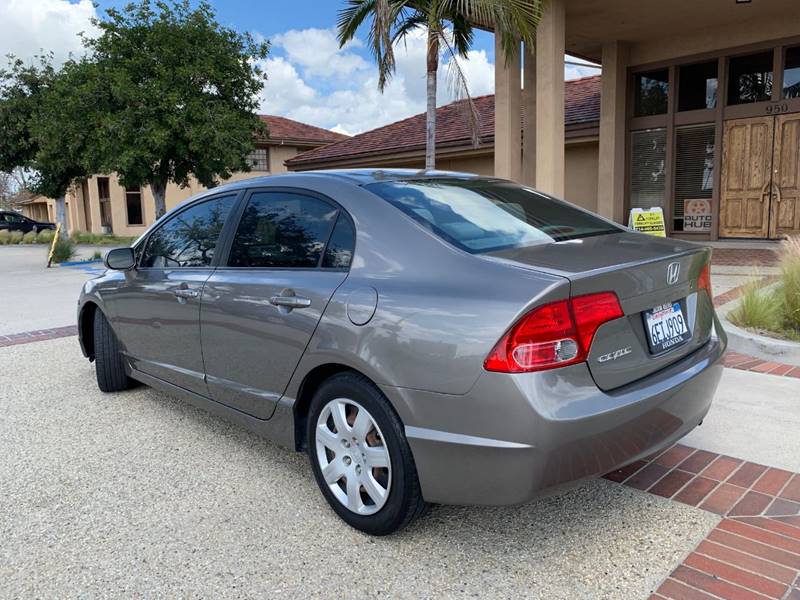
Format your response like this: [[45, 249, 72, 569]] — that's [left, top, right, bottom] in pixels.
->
[[286, 75, 600, 166], [258, 115, 349, 144]]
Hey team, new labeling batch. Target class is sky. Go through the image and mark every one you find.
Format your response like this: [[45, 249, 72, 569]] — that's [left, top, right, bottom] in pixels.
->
[[0, 0, 600, 135]]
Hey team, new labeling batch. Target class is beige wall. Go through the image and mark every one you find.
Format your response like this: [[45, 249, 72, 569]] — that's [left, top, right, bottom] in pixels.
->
[[628, 13, 798, 66], [565, 142, 599, 212]]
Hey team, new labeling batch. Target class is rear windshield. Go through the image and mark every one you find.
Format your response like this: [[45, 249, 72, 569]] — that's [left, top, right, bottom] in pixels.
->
[[366, 179, 621, 254]]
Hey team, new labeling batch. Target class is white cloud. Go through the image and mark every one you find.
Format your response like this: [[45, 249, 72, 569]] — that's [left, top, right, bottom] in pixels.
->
[[0, 0, 99, 65], [272, 28, 368, 79], [259, 27, 500, 135]]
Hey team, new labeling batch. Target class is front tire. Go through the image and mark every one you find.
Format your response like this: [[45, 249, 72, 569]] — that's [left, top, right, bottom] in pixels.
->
[[93, 311, 134, 393], [307, 372, 427, 535]]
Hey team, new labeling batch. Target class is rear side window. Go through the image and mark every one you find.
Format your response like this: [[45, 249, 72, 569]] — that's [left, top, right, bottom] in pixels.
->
[[366, 179, 620, 254], [140, 195, 237, 268], [322, 213, 355, 268], [228, 191, 338, 268]]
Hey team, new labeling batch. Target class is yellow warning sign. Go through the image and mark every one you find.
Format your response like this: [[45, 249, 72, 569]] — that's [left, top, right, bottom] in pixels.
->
[[629, 207, 666, 237]]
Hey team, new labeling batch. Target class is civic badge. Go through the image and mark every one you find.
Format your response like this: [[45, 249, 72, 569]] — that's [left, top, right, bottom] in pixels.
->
[[666, 262, 681, 285]]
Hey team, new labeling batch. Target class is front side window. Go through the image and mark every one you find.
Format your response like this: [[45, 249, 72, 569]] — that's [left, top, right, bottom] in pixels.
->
[[228, 192, 339, 268], [634, 69, 669, 117], [125, 186, 144, 226], [727, 51, 773, 105], [366, 179, 620, 254], [140, 195, 237, 268]]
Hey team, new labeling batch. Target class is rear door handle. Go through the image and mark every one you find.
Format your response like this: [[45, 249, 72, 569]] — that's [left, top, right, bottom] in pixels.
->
[[174, 288, 200, 299], [269, 295, 312, 309]]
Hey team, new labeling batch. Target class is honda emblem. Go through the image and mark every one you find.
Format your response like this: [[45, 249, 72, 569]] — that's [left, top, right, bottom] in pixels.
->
[[666, 262, 681, 285]]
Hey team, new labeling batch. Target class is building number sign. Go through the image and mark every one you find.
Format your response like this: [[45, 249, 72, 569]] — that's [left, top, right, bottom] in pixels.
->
[[766, 102, 791, 115]]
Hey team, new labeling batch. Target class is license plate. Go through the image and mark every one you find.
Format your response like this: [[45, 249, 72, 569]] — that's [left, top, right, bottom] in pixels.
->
[[644, 301, 691, 354]]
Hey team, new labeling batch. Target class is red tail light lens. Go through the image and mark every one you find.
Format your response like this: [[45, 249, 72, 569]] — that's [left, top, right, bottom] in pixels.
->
[[697, 263, 712, 297], [484, 292, 624, 373]]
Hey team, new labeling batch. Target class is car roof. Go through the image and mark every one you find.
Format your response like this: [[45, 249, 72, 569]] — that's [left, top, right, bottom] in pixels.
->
[[201, 168, 499, 196]]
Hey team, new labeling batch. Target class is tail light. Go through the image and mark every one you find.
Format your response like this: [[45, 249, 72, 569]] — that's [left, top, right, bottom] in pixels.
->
[[484, 292, 623, 373], [697, 263, 712, 297]]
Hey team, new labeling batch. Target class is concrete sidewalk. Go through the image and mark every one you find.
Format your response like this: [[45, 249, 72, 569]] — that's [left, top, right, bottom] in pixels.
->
[[683, 368, 800, 472], [0, 245, 104, 335]]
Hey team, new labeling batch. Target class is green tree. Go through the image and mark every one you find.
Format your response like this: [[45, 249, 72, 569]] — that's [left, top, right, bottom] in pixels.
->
[[0, 55, 85, 236], [82, 0, 269, 217], [338, 0, 544, 170]]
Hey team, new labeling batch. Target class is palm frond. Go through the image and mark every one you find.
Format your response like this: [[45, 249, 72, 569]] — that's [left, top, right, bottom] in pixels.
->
[[435, 24, 481, 148]]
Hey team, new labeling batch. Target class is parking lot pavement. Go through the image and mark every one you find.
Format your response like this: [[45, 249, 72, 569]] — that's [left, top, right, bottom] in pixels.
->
[[0, 246, 103, 335], [0, 337, 719, 599]]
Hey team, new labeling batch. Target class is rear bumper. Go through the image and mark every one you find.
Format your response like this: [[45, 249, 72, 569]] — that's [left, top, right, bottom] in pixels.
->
[[382, 326, 726, 505]]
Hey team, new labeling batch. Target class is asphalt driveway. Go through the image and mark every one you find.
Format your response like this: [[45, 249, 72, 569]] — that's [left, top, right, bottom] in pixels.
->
[[0, 337, 718, 599]]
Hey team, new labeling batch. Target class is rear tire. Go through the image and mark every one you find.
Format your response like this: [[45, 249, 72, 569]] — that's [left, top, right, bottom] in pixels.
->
[[307, 372, 427, 535], [93, 311, 134, 393]]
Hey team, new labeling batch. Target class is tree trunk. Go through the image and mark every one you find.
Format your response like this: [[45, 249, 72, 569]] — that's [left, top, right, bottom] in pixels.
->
[[152, 181, 167, 219], [425, 29, 439, 171], [55, 195, 67, 238]]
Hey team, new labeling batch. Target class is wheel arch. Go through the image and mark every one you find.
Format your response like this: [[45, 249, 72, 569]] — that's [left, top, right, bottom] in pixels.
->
[[78, 301, 100, 360], [293, 363, 375, 452]]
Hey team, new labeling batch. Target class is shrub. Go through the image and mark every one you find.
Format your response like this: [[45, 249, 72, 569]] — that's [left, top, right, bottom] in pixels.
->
[[92, 250, 102, 260], [780, 236, 800, 331], [0, 230, 10, 244], [9, 230, 23, 244], [51, 238, 76, 263], [69, 231, 137, 246], [22, 231, 37, 244], [36, 229, 54, 244], [729, 280, 783, 333]]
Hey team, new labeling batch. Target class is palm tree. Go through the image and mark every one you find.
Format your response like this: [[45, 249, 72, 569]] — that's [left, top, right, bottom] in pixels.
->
[[337, 1, 544, 170]]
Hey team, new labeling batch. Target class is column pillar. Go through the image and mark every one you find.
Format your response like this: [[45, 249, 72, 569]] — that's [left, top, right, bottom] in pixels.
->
[[535, 0, 565, 197], [597, 40, 629, 223], [521, 43, 536, 187], [494, 35, 521, 181]]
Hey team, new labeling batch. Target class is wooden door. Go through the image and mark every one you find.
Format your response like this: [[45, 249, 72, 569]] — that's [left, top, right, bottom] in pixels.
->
[[771, 113, 800, 238], [720, 117, 774, 238]]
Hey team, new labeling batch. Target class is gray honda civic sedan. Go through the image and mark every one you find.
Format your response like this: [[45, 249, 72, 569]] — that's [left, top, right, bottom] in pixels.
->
[[78, 169, 726, 535]]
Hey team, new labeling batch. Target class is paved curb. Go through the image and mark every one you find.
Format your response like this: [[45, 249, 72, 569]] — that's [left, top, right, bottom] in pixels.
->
[[0, 325, 78, 348], [606, 445, 800, 600]]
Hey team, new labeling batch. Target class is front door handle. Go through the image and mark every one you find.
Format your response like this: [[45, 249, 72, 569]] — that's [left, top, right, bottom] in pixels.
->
[[269, 294, 312, 309], [174, 288, 200, 299]]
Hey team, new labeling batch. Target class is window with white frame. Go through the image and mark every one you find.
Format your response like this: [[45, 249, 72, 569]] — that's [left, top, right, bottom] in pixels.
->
[[247, 148, 270, 172]]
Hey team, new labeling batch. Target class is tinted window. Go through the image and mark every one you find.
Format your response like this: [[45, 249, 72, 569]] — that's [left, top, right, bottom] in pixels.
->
[[727, 51, 773, 105], [367, 179, 620, 254], [228, 192, 338, 268], [140, 195, 236, 268], [634, 70, 669, 116], [784, 46, 800, 99], [678, 61, 718, 111], [322, 213, 355, 268]]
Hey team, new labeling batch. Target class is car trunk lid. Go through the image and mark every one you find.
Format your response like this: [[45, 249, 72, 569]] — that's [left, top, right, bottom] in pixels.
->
[[484, 232, 715, 390]]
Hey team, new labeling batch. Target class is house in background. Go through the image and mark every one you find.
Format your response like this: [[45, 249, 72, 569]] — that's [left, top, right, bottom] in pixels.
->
[[17, 115, 347, 237], [286, 76, 602, 214]]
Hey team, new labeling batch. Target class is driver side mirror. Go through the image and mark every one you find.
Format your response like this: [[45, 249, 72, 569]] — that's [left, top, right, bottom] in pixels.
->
[[104, 247, 136, 271]]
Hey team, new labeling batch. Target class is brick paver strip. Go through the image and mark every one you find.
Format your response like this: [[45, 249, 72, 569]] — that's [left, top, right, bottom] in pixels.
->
[[607, 443, 800, 599], [700, 455, 743, 481], [0, 325, 78, 348]]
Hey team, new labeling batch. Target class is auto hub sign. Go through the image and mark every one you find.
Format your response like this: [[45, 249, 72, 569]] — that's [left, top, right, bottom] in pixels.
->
[[683, 198, 713, 232]]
